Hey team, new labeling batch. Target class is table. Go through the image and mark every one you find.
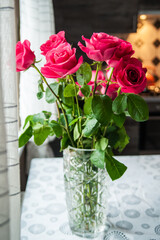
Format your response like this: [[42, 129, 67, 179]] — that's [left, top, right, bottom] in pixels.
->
[[21, 155, 160, 240]]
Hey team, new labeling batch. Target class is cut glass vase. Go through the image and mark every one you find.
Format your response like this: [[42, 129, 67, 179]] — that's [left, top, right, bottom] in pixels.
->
[[63, 146, 109, 238]]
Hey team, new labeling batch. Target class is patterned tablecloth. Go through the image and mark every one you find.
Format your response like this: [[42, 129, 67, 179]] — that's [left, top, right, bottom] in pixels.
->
[[21, 155, 160, 240]]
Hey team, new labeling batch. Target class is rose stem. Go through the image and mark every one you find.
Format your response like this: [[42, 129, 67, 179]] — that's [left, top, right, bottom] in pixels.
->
[[70, 75, 83, 148], [56, 101, 60, 118], [32, 64, 75, 147], [117, 87, 121, 96], [93, 62, 101, 96], [103, 125, 108, 137], [104, 67, 114, 95]]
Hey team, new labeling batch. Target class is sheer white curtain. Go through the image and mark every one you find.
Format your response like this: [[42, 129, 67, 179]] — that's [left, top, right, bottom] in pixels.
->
[[0, 0, 20, 239], [19, 0, 56, 125], [19, 0, 57, 165], [0, 77, 10, 240]]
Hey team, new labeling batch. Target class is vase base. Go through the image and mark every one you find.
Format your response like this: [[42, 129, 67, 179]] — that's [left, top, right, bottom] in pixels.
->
[[70, 224, 109, 239], [71, 231, 100, 239]]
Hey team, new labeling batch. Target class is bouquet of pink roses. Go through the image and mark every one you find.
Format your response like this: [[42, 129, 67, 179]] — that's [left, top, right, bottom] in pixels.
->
[[16, 31, 148, 180]]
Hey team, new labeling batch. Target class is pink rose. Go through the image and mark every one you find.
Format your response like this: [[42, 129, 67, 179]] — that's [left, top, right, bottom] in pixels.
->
[[78, 32, 123, 62], [16, 40, 35, 72], [107, 41, 134, 67], [106, 84, 119, 100], [40, 40, 55, 56], [76, 70, 106, 97], [113, 58, 147, 94], [41, 43, 83, 78], [40, 31, 66, 55]]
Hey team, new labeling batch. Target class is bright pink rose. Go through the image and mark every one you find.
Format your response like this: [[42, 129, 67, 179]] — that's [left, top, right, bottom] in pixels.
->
[[113, 58, 147, 94], [76, 70, 106, 97], [40, 31, 66, 55], [107, 41, 134, 67], [106, 84, 119, 100], [16, 40, 35, 72], [78, 32, 123, 62], [41, 43, 83, 78]]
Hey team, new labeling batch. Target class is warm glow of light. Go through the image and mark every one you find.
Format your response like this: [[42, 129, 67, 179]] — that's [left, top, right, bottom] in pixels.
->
[[140, 14, 147, 20], [148, 86, 155, 91], [155, 87, 159, 93]]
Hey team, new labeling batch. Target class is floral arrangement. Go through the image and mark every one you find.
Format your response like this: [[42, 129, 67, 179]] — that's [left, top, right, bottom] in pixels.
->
[[16, 31, 149, 181]]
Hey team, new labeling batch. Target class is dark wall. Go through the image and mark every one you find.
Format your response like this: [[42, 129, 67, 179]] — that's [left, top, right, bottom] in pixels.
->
[[52, 0, 138, 49], [52, 0, 160, 59], [139, 0, 160, 11]]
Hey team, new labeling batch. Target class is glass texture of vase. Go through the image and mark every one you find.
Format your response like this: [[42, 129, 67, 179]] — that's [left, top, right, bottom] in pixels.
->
[[63, 146, 109, 238]]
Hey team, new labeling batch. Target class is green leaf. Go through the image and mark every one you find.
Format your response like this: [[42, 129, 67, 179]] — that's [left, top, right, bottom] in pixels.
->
[[82, 118, 99, 137], [73, 123, 80, 141], [90, 150, 105, 169], [106, 126, 119, 148], [32, 112, 46, 124], [42, 111, 52, 119], [32, 123, 44, 133], [100, 138, 108, 150], [114, 126, 130, 152], [81, 85, 92, 97], [45, 82, 59, 103], [113, 113, 126, 128], [60, 113, 73, 129], [57, 78, 66, 83], [95, 137, 108, 151], [50, 120, 62, 138], [84, 96, 92, 115], [112, 94, 127, 114], [107, 146, 114, 157], [105, 153, 127, 180], [127, 94, 149, 122], [38, 79, 45, 92], [76, 62, 92, 85], [58, 84, 73, 107], [63, 84, 78, 97], [92, 95, 112, 125], [69, 117, 81, 126], [124, 111, 130, 117], [37, 92, 43, 100], [33, 124, 51, 145], [60, 133, 70, 151], [23, 115, 33, 129], [19, 126, 32, 148]]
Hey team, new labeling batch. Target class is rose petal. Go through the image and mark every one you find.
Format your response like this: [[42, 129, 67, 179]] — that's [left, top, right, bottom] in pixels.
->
[[41, 66, 61, 78]]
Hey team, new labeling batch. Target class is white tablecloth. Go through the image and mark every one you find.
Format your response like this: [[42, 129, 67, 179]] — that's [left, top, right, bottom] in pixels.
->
[[21, 155, 160, 240]]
